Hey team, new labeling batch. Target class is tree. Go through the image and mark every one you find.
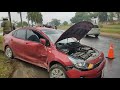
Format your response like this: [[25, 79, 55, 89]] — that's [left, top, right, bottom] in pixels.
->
[[17, 12, 23, 27], [98, 12, 108, 23], [107, 12, 114, 22], [49, 19, 61, 26], [8, 12, 12, 30], [63, 21, 68, 25], [17, 21, 28, 27], [26, 12, 43, 26], [115, 12, 120, 21], [70, 12, 91, 24]]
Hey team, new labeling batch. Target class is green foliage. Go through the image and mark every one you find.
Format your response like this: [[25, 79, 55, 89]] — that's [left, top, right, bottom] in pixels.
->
[[63, 21, 68, 25], [26, 12, 43, 25], [49, 19, 61, 26], [17, 21, 28, 27], [98, 12, 108, 22], [70, 12, 91, 23]]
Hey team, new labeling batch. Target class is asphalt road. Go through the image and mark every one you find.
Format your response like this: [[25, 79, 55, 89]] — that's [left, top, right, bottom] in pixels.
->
[[11, 35, 120, 78]]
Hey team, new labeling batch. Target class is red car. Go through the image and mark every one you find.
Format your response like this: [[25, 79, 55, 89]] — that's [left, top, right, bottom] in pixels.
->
[[3, 21, 106, 78]]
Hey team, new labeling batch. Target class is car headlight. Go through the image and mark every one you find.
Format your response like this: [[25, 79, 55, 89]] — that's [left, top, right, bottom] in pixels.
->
[[68, 56, 94, 70]]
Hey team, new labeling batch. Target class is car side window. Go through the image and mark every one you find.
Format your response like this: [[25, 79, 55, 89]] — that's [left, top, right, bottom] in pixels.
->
[[14, 29, 26, 40], [26, 30, 40, 43], [12, 30, 17, 37]]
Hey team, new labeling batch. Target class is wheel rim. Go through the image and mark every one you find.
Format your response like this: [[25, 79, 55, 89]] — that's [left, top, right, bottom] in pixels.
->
[[50, 68, 66, 78], [5, 47, 12, 58]]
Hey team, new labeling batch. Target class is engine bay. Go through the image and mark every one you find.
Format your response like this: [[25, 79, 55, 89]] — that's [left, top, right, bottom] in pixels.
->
[[56, 41, 99, 60]]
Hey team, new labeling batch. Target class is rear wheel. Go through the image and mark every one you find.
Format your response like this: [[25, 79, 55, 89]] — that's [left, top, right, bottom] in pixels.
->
[[5, 46, 14, 59], [49, 64, 67, 78]]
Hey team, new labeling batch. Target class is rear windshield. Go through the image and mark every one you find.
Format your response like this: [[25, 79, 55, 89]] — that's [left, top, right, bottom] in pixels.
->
[[93, 25, 99, 28]]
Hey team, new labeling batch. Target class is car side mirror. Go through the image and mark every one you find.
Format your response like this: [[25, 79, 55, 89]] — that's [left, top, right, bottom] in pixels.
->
[[40, 38, 46, 45]]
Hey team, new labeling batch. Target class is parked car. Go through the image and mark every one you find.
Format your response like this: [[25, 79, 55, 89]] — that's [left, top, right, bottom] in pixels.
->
[[86, 25, 100, 37], [3, 21, 106, 78]]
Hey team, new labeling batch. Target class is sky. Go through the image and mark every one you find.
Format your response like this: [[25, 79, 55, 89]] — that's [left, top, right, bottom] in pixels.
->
[[0, 12, 75, 24]]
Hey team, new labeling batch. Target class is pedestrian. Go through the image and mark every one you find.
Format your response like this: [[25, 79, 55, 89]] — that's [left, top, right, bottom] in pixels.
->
[[1, 18, 12, 36]]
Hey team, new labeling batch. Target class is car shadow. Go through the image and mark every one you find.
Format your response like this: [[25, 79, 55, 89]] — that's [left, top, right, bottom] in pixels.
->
[[84, 35, 99, 40]]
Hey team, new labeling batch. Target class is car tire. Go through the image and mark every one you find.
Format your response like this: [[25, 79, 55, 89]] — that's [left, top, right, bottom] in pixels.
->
[[5, 46, 14, 59], [86, 35, 89, 37], [95, 35, 99, 38], [49, 64, 67, 78]]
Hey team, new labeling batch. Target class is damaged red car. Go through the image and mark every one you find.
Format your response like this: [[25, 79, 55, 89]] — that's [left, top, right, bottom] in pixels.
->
[[3, 21, 106, 78]]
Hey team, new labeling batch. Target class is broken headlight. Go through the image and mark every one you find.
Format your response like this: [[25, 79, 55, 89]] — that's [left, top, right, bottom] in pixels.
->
[[68, 56, 93, 70]]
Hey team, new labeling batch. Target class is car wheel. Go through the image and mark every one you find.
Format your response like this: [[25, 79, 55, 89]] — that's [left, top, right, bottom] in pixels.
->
[[95, 35, 99, 38], [49, 64, 67, 78], [86, 35, 89, 37], [5, 46, 14, 59]]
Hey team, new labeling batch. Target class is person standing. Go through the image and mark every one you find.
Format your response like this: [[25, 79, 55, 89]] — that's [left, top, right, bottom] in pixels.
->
[[1, 18, 12, 36]]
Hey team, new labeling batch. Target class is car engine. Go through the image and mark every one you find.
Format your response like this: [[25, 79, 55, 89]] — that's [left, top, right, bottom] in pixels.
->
[[56, 42, 99, 60]]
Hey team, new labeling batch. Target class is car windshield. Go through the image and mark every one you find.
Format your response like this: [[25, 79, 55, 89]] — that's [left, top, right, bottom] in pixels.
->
[[42, 29, 76, 43]]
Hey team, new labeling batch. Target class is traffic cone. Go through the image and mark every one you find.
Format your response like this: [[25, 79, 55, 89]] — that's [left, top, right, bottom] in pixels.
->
[[107, 43, 114, 59]]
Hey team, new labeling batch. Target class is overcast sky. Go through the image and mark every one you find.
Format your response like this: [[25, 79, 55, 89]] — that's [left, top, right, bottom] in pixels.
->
[[0, 12, 75, 24]]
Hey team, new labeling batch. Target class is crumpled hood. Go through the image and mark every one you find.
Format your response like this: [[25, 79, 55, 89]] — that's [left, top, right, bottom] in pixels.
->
[[55, 21, 93, 43]]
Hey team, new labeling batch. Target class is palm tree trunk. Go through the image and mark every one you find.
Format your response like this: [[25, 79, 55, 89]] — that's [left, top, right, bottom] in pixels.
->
[[19, 12, 23, 27], [8, 12, 13, 30], [27, 13, 30, 26], [32, 20, 33, 27]]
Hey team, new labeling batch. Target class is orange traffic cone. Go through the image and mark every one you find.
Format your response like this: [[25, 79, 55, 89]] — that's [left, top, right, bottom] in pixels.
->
[[107, 43, 114, 59]]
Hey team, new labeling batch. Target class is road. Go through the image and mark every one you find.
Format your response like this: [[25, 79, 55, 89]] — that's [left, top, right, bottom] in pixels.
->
[[11, 35, 120, 78]]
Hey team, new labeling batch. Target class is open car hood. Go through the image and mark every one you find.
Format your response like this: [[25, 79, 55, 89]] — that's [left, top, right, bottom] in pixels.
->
[[55, 21, 93, 43]]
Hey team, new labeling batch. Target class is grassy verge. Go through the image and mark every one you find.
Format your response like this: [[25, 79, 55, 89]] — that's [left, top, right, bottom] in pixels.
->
[[0, 28, 3, 33], [100, 28, 120, 34], [58, 25, 71, 30], [0, 36, 3, 50], [58, 24, 120, 35], [0, 36, 14, 78]]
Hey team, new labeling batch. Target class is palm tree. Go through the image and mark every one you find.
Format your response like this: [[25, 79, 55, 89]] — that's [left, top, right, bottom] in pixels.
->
[[17, 12, 23, 27], [8, 12, 12, 30]]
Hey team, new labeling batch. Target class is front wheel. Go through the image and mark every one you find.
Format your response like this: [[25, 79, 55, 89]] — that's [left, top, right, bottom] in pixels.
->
[[5, 46, 14, 59], [49, 64, 67, 78]]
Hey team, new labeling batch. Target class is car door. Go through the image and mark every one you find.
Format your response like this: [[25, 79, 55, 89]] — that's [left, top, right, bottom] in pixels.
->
[[11, 29, 26, 59], [23, 29, 48, 66]]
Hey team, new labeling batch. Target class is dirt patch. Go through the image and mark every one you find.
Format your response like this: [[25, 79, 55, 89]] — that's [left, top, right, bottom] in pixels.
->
[[11, 59, 49, 78]]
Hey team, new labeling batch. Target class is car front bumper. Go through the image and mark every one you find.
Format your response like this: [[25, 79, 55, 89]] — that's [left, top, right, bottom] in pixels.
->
[[66, 59, 106, 78]]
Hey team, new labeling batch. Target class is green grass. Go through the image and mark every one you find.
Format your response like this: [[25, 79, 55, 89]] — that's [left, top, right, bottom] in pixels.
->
[[58, 24, 120, 35], [0, 54, 14, 78], [102, 24, 120, 29], [0, 28, 3, 33], [58, 25, 71, 30], [0, 36, 14, 78], [0, 36, 3, 50], [100, 28, 120, 34]]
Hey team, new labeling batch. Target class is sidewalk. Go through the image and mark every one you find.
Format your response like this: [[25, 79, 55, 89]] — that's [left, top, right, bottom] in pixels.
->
[[100, 32, 120, 39]]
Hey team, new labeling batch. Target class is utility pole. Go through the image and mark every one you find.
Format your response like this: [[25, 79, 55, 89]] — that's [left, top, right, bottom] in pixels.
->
[[8, 12, 13, 30]]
